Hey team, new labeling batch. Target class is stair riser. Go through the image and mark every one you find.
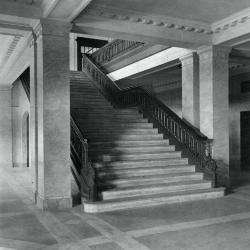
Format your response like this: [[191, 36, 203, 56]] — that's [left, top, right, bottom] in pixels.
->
[[83, 190, 225, 213], [103, 182, 212, 200], [91, 140, 170, 147], [73, 111, 140, 116], [93, 152, 181, 161], [97, 167, 195, 178], [89, 135, 164, 141], [86, 130, 159, 136], [93, 160, 189, 168], [100, 174, 204, 188], [89, 146, 175, 154], [84, 125, 154, 130]]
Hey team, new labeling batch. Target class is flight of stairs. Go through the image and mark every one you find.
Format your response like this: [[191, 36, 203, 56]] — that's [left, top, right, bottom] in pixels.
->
[[71, 71, 225, 213]]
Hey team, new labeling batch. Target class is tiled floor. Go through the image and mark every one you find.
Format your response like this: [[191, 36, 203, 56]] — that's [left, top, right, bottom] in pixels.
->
[[1, 167, 250, 250]]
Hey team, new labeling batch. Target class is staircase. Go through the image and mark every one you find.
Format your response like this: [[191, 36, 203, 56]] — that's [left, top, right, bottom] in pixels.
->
[[71, 71, 225, 213]]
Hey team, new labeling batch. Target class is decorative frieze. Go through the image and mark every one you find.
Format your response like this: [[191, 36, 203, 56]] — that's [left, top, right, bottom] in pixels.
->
[[0, 35, 22, 73], [211, 8, 250, 33], [84, 4, 213, 36]]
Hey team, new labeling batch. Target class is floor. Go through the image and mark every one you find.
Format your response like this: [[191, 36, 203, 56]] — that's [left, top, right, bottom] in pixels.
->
[[1, 168, 250, 250]]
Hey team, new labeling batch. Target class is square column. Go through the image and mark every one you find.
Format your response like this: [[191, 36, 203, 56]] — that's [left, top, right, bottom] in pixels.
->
[[69, 33, 78, 71], [0, 86, 12, 168], [34, 19, 72, 210], [198, 46, 231, 185], [180, 52, 199, 128]]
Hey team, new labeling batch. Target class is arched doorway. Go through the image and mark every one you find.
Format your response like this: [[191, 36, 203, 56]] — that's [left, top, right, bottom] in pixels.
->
[[22, 112, 29, 167]]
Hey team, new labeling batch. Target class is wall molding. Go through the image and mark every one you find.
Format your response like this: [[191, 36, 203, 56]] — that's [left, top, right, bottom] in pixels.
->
[[0, 35, 22, 74], [83, 4, 213, 35], [211, 7, 250, 33]]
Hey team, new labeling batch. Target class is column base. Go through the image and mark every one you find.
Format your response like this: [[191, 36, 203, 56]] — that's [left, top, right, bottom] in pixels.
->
[[36, 195, 72, 211]]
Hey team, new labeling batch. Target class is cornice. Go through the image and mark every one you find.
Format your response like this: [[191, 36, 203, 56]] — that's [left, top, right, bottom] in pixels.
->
[[0, 35, 22, 73], [211, 7, 250, 34], [83, 4, 213, 35]]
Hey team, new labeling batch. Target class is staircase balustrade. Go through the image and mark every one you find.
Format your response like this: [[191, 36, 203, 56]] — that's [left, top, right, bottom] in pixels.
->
[[70, 116, 97, 201], [81, 54, 218, 187], [89, 39, 144, 65]]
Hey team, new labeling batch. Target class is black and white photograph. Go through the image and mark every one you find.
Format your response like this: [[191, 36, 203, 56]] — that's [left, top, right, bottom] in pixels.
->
[[0, 0, 250, 249]]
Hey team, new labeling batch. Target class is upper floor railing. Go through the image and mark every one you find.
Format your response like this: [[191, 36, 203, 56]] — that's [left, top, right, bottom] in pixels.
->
[[89, 39, 144, 65], [81, 54, 218, 187]]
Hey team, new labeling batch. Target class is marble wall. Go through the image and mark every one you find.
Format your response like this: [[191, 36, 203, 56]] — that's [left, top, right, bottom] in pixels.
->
[[0, 87, 12, 168]]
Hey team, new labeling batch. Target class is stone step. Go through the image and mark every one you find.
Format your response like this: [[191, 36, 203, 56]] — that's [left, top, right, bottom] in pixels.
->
[[71, 104, 112, 109], [86, 128, 159, 136], [102, 180, 212, 200], [72, 107, 138, 113], [70, 94, 103, 99], [92, 151, 181, 162], [83, 188, 225, 213], [88, 134, 164, 141], [78, 118, 149, 124], [75, 113, 143, 119], [99, 172, 204, 189], [93, 158, 188, 169], [71, 99, 109, 105], [96, 165, 195, 178], [89, 145, 175, 154], [91, 139, 170, 147], [83, 123, 153, 129]]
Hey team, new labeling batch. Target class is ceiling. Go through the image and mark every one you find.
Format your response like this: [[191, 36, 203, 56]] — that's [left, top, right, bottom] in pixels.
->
[[89, 0, 250, 23], [10, 0, 43, 6]]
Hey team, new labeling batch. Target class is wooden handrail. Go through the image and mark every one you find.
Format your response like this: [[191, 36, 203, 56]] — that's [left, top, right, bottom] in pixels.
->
[[89, 39, 144, 65], [70, 116, 97, 201], [82, 54, 218, 187]]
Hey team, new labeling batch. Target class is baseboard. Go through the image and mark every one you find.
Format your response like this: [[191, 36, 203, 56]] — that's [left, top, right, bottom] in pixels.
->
[[36, 195, 72, 211]]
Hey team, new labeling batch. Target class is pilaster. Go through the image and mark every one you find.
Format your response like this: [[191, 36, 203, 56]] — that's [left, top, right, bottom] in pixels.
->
[[34, 19, 72, 210], [0, 85, 12, 169], [180, 52, 199, 128], [198, 45, 231, 186]]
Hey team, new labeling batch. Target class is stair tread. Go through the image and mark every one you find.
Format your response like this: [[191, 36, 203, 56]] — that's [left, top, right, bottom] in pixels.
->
[[102, 179, 210, 192], [85, 187, 225, 204], [99, 172, 202, 181], [96, 165, 195, 174], [99, 172, 203, 185]]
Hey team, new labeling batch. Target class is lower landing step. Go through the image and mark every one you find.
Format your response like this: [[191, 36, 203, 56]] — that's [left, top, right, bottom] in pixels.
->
[[82, 187, 225, 213]]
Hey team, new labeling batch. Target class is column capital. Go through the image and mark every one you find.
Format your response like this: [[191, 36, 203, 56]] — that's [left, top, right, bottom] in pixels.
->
[[197, 45, 231, 61], [179, 52, 198, 66], [33, 19, 72, 39]]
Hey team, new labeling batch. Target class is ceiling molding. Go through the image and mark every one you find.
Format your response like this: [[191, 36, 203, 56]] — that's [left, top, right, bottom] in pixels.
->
[[0, 35, 22, 73], [82, 4, 213, 36], [67, 0, 93, 22], [211, 7, 250, 33]]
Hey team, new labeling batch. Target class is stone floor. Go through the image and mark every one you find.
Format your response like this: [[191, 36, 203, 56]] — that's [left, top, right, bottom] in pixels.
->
[[1, 167, 250, 250]]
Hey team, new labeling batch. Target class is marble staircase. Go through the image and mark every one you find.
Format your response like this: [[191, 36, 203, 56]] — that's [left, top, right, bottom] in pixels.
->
[[70, 71, 225, 213]]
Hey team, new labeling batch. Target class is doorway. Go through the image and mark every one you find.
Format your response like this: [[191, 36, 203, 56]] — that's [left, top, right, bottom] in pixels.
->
[[241, 111, 250, 170]]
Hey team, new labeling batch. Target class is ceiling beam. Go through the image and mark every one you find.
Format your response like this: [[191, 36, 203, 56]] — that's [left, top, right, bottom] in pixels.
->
[[45, 0, 93, 22], [0, 0, 41, 19], [73, 17, 211, 49], [212, 8, 250, 46]]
